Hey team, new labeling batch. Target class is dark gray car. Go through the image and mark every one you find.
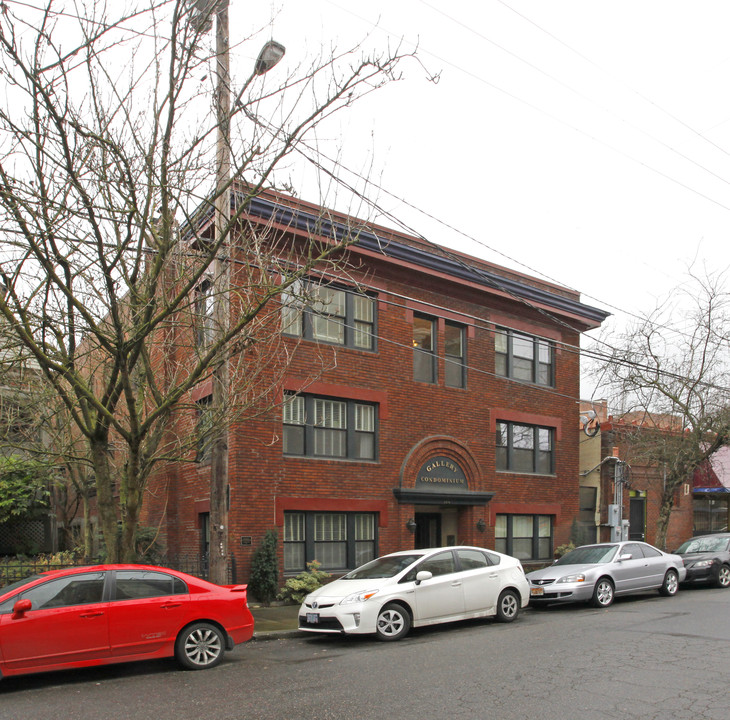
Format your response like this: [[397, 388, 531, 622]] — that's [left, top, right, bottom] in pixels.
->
[[526, 542, 686, 608], [676, 533, 730, 588]]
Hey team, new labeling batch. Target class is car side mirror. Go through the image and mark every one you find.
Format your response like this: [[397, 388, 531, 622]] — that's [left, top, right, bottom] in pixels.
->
[[618, 553, 632, 562], [13, 598, 32, 615], [415, 570, 433, 586]]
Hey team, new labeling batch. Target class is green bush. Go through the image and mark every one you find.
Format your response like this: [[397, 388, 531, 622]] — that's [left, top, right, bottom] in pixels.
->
[[554, 542, 575, 558], [277, 561, 331, 604], [248, 529, 279, 604]]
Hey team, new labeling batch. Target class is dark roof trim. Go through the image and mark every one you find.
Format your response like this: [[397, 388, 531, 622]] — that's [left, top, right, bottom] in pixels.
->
[[242, 193, 609, 326], [187, 190, 609, 326]]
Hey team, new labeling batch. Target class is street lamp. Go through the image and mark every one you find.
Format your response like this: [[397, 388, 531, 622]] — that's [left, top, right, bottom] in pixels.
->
[[188, 0, 285, 584], [254, 41, 286, 76]]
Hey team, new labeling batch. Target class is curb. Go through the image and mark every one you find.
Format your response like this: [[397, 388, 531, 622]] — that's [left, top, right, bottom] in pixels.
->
[[252, 629, 304, 641]]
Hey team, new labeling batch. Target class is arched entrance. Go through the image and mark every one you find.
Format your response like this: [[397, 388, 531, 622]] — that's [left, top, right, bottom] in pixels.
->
[[395, 437, 493, 548]]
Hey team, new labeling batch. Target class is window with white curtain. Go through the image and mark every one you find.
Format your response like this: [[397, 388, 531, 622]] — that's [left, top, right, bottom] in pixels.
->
[[283, 511, 377, 572], [283, 393, 377, 460]]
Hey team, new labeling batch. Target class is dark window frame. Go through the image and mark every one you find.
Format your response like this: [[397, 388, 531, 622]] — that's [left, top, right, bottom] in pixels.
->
[[495, 514, 553, 561], [195, 279, 215, 349], [282, 280, 377, 352], [495, 327, 555, 387], [413, 314, 437, 384], [444, 321, 466, 388], [283, 511, 378, 573], [283, 393, 378, 461], [496, 420, 555, 475], [195, 395, 213, 464]]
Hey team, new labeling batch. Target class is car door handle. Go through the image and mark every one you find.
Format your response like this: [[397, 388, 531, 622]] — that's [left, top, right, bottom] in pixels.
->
[[160, 602, 182, 609], [79, 611, 105, 619], [450, 581, 462, 588], [488, 574, 499, 579]]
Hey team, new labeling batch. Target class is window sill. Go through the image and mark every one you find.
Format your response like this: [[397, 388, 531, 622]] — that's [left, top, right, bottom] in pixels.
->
[[283, 455, 379, 465], [495, 470, 556, 478], [282, 334, 378, 355]]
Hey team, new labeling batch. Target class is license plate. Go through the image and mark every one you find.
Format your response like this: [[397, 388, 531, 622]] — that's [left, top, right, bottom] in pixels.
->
[[306, 613, 320, 624], [530, 587, 544, 597]]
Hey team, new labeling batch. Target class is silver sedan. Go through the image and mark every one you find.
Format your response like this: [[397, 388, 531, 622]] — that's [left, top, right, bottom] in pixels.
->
[[526, 542, 686, 608]]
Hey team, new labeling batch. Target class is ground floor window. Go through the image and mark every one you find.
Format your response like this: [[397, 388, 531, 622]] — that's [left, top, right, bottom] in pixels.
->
[[283, 511, 377, 573], [693, 494, 730, 534], [495, 514, 553, 561]]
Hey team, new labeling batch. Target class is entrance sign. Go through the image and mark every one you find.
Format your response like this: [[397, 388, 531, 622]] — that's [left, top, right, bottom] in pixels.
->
[[416, 456, 468, 490]]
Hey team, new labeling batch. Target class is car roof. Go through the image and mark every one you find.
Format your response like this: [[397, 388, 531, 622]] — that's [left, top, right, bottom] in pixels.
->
[[385, 545, 496, 557]]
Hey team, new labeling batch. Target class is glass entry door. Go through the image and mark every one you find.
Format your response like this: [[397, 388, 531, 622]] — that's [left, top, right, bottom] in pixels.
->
[[414, 513, 441, 549]]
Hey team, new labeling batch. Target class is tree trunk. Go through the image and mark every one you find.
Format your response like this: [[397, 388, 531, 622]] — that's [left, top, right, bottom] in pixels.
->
[[91, 440, 119, 562], [654, 486, 676, 551], [82, 495, 94, 561]]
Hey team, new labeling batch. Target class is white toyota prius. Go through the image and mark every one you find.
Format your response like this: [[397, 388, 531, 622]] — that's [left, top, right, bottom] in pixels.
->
[[298, 546, 530, 641]]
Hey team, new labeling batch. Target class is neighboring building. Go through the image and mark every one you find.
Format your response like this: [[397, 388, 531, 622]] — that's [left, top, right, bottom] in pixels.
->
[[580, 404, 694, 551], [693, 446, 730, 534], [141, 188, 609, 580]]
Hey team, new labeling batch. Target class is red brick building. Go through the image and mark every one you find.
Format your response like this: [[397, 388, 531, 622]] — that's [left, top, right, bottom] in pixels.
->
[[582, 410, 695, 551], [142, 189, 609, 580]]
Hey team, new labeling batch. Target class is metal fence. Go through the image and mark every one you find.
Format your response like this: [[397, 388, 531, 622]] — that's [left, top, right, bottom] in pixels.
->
[[0, 553, 236, 589]]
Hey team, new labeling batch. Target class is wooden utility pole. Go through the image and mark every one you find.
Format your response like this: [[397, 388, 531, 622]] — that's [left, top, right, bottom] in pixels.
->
[[209, 0, 231, 585]]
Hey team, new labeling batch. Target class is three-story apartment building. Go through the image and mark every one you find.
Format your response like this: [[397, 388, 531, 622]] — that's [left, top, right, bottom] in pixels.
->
[[141, 188, 609, 580]]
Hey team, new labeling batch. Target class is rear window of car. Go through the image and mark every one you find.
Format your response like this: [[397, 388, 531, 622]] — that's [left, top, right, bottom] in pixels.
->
[[457, 549, 495, 570], [114, 571, 187, 600]]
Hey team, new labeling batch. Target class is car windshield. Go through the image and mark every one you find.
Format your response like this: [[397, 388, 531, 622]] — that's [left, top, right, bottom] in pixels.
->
[[554, 545, 618, 566], [343, 554, 422, 579], [677, 536, 730, 553]]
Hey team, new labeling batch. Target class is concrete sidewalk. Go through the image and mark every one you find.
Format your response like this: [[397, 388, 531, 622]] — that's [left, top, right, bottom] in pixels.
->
[[249, 602, 302, 639]]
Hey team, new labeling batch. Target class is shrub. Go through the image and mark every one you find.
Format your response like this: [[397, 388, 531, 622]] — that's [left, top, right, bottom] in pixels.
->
[[248, 529, 279, 604], [277, 561, 330, 604], [554, 542, 575, 558]]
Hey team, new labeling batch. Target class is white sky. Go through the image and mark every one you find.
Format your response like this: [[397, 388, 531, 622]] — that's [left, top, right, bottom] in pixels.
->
[[229, 0, 730, 348]]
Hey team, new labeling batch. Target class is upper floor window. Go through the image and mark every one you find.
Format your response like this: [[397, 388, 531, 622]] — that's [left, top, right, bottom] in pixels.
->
[[444, 322, 466, 388], [195, 279, 215, 348], [495, 328, 554, 387], [283, 393, 377, 460], [195, 395, 213, 463], [496, 421, 554, 474], [282, 280, 375, 351], [413, 314, 436, 383]]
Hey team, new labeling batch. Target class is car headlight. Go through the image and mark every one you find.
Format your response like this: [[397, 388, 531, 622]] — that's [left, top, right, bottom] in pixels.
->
[[556, 573, 586, 584], [691, 560, 713, 568], [340, 589, 379, 605]]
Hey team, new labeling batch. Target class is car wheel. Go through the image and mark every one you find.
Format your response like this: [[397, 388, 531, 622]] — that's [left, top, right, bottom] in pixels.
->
[[659, 569, 679, 597], [175, 622, 225, 670], [495, 589, 520, 622], [715, 564, 730, 588], [375, 603, 411, 641], [591, 578, 614, 608]]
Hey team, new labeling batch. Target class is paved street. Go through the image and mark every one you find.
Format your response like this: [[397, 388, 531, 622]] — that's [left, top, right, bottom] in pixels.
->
[[2, 587, 728, 720]]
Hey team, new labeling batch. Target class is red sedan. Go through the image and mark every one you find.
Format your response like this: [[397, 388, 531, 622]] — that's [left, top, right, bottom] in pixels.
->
[[0, 564, 254, 678]]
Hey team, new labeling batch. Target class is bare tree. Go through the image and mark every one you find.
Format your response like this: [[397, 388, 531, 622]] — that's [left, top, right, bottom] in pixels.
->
[[590, 271, 730, 548], [0, 1, 415, 562]]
